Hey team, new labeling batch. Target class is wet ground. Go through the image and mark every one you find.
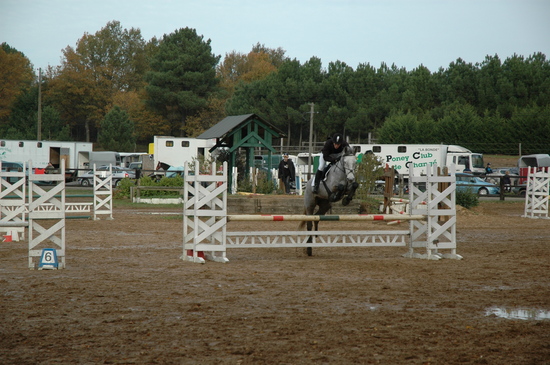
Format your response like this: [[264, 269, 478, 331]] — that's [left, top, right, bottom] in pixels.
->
[[1, 198, 549, 364]]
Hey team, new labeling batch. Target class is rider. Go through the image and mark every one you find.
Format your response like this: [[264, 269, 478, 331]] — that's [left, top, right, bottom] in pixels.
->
[[312, 133, 349, 194]]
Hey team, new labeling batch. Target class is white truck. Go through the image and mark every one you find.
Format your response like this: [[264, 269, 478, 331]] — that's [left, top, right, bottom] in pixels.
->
[[0, 139, 94, 180], [350, 144, 485, 176]]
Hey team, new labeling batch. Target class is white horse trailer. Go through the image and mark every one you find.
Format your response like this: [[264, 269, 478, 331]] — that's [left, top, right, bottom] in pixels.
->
[[351, 144, 485, 176], [152, 136, 217, 169], [0, 139, 93, 175]]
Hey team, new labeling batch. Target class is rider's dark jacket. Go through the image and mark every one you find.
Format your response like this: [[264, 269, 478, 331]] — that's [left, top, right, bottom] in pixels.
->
[[321, 137, 350, 164]]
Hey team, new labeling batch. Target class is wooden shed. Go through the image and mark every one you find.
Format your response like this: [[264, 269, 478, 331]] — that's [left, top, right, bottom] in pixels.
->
[[197, 114, 285, 191]]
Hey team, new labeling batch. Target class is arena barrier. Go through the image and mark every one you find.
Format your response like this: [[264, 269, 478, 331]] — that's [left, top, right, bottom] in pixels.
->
[[182, 162, 461, 263]]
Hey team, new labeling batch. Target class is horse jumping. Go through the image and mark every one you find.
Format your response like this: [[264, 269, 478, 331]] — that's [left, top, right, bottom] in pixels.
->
[[300, 146, 359, 255]]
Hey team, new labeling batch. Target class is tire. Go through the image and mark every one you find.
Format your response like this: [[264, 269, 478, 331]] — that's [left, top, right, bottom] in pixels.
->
[[81, 179, 91, 187], [114, 179, 120, 187], [478, 187, 489, 196]]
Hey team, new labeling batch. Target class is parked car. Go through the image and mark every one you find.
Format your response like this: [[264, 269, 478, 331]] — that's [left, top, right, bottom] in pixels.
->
[[512, 184, 527, 196], [78, 165, 136, 187], [128, 162, 142, 170], [456, 173, 500, 196]]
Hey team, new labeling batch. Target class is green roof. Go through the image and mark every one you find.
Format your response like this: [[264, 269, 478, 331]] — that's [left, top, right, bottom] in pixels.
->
[[197, 114, 285, 139]]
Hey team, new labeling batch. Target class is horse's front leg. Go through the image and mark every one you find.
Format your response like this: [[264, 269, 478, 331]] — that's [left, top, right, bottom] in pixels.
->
[[330, 184, 345, 202], [342, 182, 359, 206]]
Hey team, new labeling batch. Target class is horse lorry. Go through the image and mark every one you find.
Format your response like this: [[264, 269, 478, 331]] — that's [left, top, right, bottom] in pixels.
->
[[350, 144, 485, 178], [148, 136, 217, 178], [0, 139, 94, 181], [517, 153, 550, 185]]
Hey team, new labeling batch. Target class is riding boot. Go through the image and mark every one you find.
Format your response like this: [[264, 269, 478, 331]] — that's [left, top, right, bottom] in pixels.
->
[[313, 170, 323, 193]]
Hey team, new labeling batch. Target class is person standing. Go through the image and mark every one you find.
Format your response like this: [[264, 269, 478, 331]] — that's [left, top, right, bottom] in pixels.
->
[[45, 162, 55, 174], [485, 163, 493, 174], [312, 133, 349, 194], [278, 153, 296, 194], [502, 170, 512, 193]]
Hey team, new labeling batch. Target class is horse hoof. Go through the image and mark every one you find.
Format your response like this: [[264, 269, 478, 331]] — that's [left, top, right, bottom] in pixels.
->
[[342, 197, 351, 206]]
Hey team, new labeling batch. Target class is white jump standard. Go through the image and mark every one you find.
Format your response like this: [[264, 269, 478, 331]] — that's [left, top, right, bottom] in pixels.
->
[[182, 162, 461, 263]]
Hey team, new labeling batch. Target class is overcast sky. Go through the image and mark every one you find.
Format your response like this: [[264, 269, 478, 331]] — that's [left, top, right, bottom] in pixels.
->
[[1, 0, 549, 73]]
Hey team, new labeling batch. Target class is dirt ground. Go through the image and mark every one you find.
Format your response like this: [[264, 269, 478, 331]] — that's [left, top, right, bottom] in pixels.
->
[[1, 196, 549, 364]]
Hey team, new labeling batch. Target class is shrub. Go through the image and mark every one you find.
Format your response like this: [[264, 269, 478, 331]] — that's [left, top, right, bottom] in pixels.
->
[[237, 170, 276, 194], [355, 153, 384, 200], [456, 189, 479, 209], [113, 178, 136, 199], [255, 171, 276, 194], [237, 176, 252, 193], [114, 175, 184, 199]]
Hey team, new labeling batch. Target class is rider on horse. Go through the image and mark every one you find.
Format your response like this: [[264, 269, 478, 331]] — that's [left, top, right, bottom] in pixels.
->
[[312, 133, 350, 194]]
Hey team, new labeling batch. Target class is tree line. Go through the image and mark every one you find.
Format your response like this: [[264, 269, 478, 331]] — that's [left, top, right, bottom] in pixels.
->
[[1, 20, 549, 155]]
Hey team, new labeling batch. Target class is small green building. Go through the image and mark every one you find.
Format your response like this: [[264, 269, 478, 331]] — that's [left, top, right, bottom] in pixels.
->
[[197, 114, 285, 192]]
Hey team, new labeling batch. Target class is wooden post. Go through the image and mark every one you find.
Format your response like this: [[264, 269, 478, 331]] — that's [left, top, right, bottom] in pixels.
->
[[382, 165, 395, 214], [438, 166, 450, 223]]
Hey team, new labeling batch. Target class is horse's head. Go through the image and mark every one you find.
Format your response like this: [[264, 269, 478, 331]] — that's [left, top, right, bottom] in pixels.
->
[[342, 146, 357, 183], [343, 146, 355, 156]]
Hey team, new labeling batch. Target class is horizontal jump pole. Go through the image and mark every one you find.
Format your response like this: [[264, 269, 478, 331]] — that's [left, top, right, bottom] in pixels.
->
[[0, 222, 29, 227], [227, 214, 426, 222], [65, 215, 91, 220], [3, 194, 94, 199]]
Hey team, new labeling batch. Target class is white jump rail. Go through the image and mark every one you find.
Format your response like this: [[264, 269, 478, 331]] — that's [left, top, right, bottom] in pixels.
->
[[183, 162, 460, 263], [2, 202, 93, 214]]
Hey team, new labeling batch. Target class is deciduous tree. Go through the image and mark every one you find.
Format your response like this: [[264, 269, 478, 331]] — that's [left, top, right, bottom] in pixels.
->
[[0, 43, 34, 122], [217, 43, 287, 94], [46, 21, 148, 142]]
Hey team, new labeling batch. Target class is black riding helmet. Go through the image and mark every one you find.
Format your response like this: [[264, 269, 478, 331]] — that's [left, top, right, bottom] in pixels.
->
[[332, 133, 344, 144]]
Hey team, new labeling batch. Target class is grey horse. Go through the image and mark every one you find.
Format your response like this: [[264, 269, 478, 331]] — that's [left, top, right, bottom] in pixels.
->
[[299, 146, 359, 256]]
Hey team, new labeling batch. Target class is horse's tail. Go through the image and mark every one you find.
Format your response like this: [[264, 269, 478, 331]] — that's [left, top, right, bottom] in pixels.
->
[[298, 208, 307, 230]]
